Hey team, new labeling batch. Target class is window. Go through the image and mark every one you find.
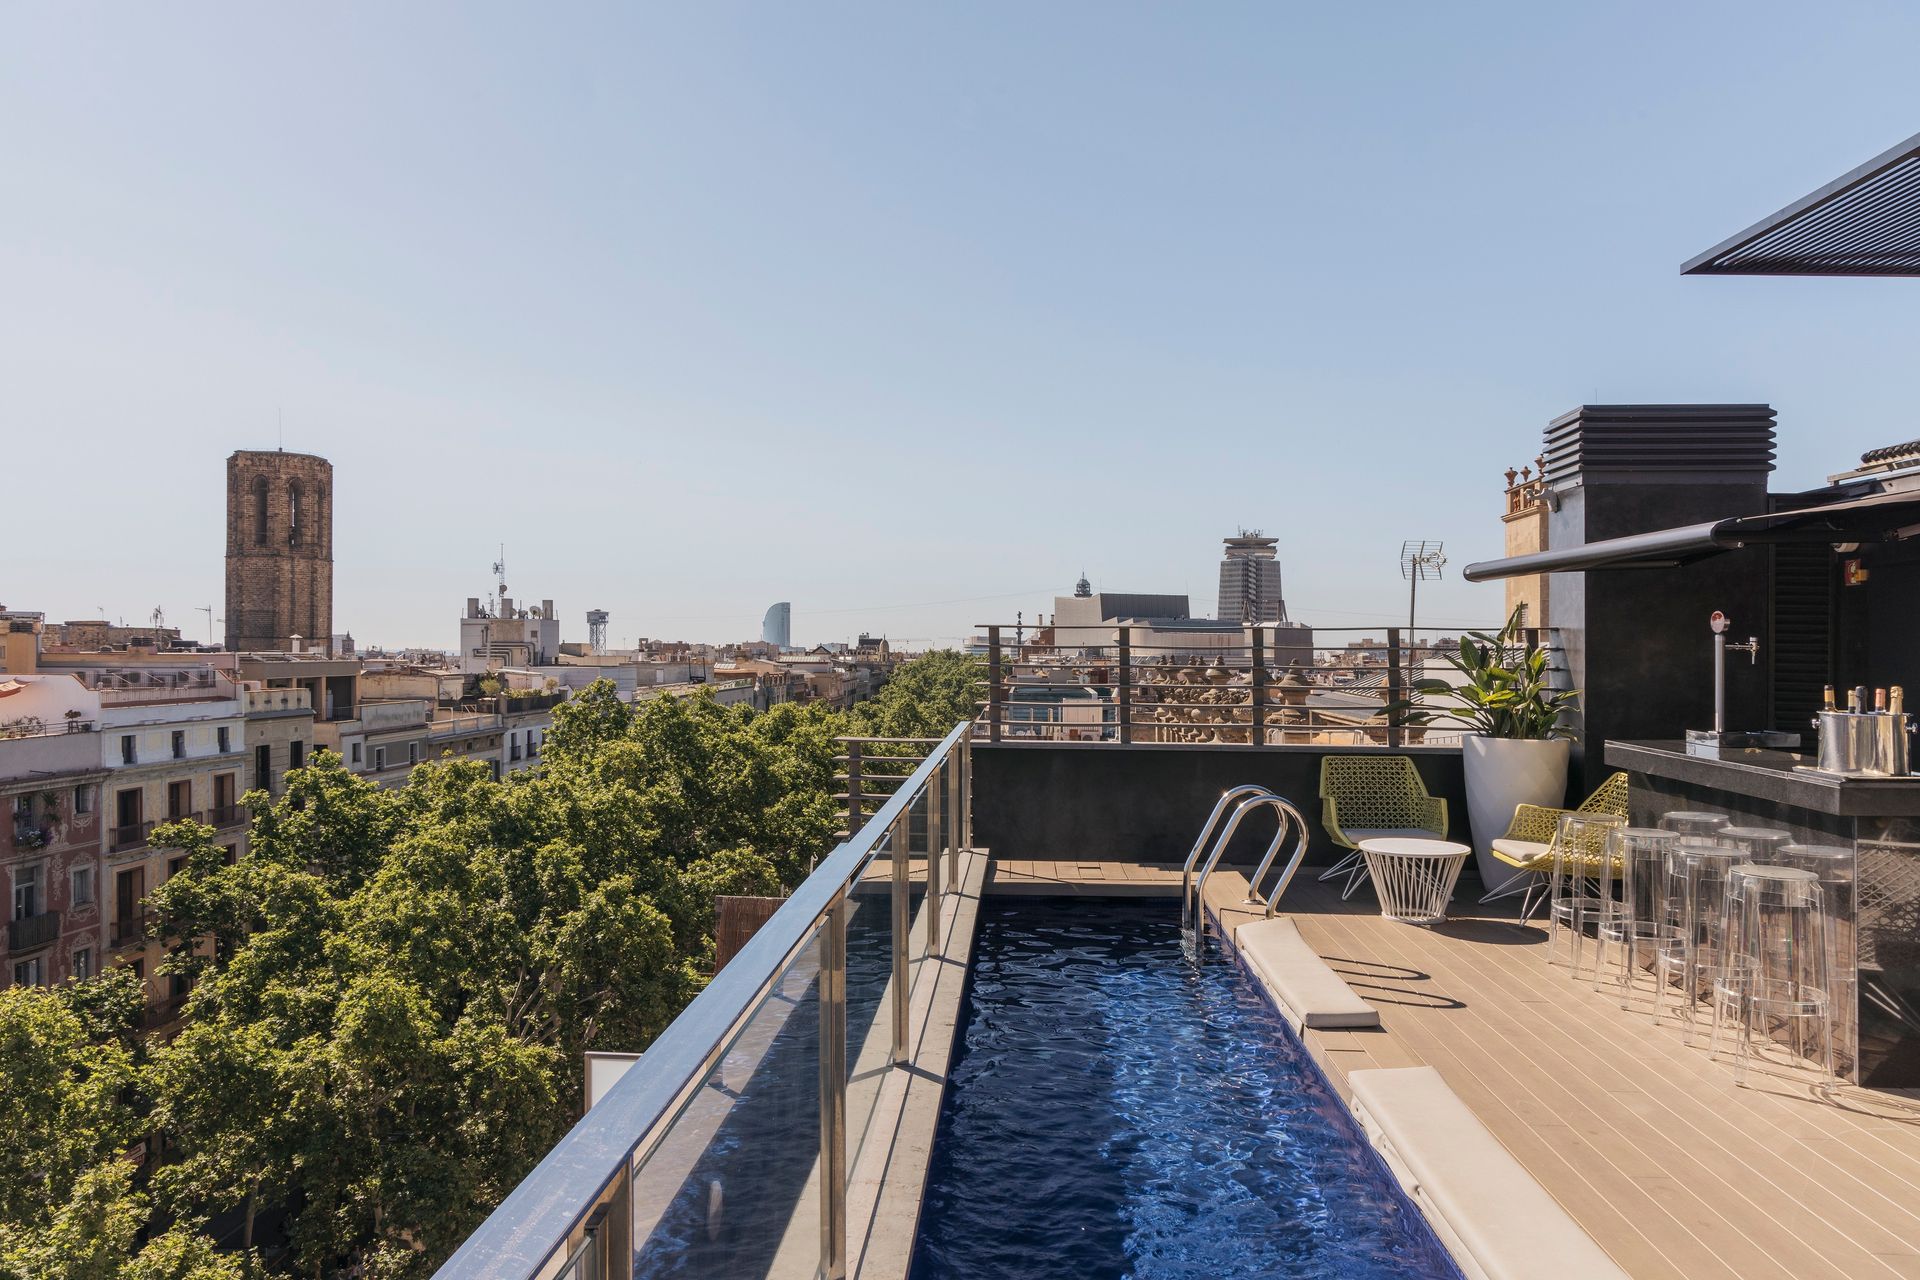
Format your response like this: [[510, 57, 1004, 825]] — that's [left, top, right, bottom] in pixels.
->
[[167, 780, 191, 820], [288, 480, 303, 546], [374, 747, 387, 772], [11, 794, 29, 820], [289, 740, 305, 770], [13, 958, 42, 987], [114, 789, 142, 830], [72, 784, 92, 815], [350, 742, 362, 765], [217, 726, 231, 754], [167, 855, 187, 880], [120, 735, 136, 765], [253, 475, 270, 546], [254, 744, 272, 794], [72, 948, 92, 980], [70, 865, 94, 907], [171, 730, 185, 760], [222, 846, 237, 866], [407, 742, 419, 766], [13, 865, 40, 921]]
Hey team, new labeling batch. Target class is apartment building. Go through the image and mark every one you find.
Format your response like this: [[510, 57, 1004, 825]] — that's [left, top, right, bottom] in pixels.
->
[[0, 675, 108, 990], [89, 666, 247, 1023]]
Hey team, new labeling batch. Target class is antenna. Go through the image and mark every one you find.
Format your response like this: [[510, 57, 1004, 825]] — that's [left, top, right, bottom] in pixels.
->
[[195, 605, 214, 645], [150, 606, 166, 631], [1399, 540, 1447, 641], [491, 545, 507, 602]]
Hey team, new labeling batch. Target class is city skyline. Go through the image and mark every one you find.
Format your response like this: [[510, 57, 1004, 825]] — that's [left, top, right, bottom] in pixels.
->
[[6, 6, 1920, 645]]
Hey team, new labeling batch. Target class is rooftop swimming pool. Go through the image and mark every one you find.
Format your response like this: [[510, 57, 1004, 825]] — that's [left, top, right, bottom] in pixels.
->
[[909, 898, 1461, 1280]]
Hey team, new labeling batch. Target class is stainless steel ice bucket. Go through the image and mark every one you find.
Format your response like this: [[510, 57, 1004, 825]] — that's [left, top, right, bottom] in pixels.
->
[[1813, 711, 1912, 775]]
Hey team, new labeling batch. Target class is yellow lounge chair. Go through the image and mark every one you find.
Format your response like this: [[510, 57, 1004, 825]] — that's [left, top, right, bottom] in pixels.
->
[[1319, 755, 1449, 900], [1485, 771, 1629, 918]]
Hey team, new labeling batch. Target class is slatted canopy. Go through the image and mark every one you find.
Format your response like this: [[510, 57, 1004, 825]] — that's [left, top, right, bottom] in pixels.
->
[[1683, 130, 1920, 276]]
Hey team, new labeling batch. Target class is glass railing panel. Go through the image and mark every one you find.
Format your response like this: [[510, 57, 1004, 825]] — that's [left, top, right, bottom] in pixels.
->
[[844, 848, 894, 1182], [627, 919, 826, 1280]]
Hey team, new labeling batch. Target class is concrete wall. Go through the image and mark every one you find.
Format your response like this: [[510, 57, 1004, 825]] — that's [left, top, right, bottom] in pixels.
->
[[971, 741, 1470, 870]]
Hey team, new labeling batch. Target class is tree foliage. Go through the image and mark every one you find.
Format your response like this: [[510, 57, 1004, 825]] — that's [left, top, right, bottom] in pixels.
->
[[0, 650, 976, 1277]]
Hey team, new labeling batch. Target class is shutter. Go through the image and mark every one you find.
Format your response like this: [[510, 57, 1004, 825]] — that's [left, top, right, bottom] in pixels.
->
[[1770, 541, 1833, 732]]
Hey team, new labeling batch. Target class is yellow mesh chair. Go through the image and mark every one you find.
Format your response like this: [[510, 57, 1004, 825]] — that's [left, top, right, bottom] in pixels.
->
[[1485, 771, 1630, 916], [1318, 755, 1449, 900]]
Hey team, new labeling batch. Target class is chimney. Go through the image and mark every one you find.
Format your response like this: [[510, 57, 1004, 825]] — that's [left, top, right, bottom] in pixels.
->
[[1543, 404, 1776, 794]]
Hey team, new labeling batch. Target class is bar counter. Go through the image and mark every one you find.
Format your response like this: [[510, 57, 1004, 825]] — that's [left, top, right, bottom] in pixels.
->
[[1606, 739, 1920, 1086]]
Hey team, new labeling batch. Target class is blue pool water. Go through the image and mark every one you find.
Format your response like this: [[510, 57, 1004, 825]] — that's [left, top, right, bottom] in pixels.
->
[[909, 899, 1462, 1280]]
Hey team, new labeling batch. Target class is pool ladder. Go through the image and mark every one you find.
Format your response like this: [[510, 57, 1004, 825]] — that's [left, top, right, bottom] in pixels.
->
[[1180, 785, 1311, 955]]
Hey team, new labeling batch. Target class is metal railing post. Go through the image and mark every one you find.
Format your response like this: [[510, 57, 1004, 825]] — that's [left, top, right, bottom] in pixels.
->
[[945, 750, 959, 885], [926, 765, 943, 954], [845, 739, 862, 835], [890, 809, 910, 1063], [986, 627, 1003, 743], [1117, 625, 1132, 745], [818, 895, 848, 1280], [1385, 627, 1404, 748], [1249, 625, 1266, 747], [961, 736, 973, 850]]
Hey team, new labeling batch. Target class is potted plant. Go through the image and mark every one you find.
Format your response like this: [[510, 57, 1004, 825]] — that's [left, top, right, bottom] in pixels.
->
[[1391, 610, 1578, 893]]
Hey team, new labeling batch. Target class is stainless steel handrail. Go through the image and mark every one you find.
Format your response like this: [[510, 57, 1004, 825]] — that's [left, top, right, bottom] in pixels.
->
[[1244, 797, 1311, 918], [433, 719, 973, 1280], [1180, 785, 1276, 936], [1185, 792, 1297, 942]]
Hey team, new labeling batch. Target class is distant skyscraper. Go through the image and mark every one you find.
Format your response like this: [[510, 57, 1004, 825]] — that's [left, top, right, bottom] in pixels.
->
[[225, 450, 333, 652], [1217, 531, 1289, 624], [761, 601, 792, 649]]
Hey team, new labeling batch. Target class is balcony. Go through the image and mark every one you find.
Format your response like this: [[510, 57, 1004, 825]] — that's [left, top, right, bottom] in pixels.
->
[[435, 689, 1920, 1280], [109, 820, 153, 852], [110, 910, 151, 948], [8, 910, 60, 954], [209, 804, 248, 830], [244, 687, 313, 716]]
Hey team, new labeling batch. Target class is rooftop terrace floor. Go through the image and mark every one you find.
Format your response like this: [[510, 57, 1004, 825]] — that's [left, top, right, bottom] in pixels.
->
[[990, 858, 1920, 1280]]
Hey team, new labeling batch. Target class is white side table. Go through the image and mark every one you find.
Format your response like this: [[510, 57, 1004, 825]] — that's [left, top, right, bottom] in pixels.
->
[[1359, 837, 1472, 925]]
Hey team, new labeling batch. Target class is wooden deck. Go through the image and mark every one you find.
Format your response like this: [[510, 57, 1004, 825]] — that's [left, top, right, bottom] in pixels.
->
[[992, 857, 1920, 1280]]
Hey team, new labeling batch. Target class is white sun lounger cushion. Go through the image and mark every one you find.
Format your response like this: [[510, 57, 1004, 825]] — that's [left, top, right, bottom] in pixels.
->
[[1347, 1066, 1629, 1280], [1233, 917, 1379, 1030]]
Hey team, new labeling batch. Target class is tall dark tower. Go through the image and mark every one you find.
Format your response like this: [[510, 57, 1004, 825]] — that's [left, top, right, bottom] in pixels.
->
[[224, 450, 334, 652]]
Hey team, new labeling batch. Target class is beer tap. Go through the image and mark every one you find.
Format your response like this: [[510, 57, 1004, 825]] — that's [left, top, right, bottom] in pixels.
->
[[1709, 611, 1759, 736]]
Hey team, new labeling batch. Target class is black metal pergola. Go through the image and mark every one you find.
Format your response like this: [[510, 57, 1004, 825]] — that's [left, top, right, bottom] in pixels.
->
[[1683, 129, 1920, 276]]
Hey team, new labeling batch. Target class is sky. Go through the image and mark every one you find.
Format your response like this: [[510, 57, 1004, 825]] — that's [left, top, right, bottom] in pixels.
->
[[4, 4, 1919, 650]]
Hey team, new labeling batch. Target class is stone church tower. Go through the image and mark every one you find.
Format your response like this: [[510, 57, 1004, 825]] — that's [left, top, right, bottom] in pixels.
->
[[224, 450, 333, 653]]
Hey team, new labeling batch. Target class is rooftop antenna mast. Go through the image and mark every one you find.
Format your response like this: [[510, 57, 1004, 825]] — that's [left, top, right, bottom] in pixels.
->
[[491, 546, 508, 613], [194, 605, 215, 645], [1399, 540, 1446, 647]]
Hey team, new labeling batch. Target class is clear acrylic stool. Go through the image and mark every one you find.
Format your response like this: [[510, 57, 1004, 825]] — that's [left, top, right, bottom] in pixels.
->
[[1659, 811, 1730, 839], [1599, 827, 1678, 1003], [1544, 812, 1627, 975], [1718, 826, 1793, 858], [1778, 843, 1856, 1076], [1708, 864, 1835, 1087], [1651, 840, 1749, 1044]]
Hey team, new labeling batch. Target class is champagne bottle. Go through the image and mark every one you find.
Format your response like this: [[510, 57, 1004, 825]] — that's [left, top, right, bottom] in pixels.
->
[[1877, 687, 1890, 713], [1894, 686, 1906, 717], [1824, 684, 1837, 711]]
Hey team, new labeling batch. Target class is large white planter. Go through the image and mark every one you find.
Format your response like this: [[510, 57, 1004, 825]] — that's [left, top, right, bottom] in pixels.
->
[[1461, 736, 1570, 894]]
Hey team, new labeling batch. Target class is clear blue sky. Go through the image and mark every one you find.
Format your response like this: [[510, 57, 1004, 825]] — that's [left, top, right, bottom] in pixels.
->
[[4, 4, 1917, 649]]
